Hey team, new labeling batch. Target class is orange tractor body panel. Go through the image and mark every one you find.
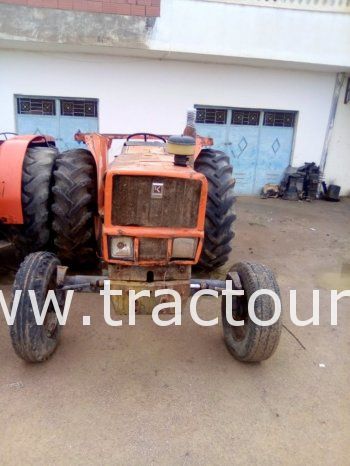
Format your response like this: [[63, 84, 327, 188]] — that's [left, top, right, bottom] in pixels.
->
[[103, 155, 208, 267], [79, 133, 109, 216], [76, 132, 213, 219], [0, 134, 55, 224], [79, 132, 210, 267]]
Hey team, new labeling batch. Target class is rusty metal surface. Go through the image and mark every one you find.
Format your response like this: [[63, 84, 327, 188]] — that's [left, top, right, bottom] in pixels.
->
[[74, 132, 171, 144], [103, 229, 204, 267], [103, 167, 207, 267], [80, 133, 108, 217], [112, 175, 202, 228], [110, 279, 190, 315], [74, 131, 213, 159], [73, 128, 214, 267], [108, 264, 191, 281], [61, 275, 106, 292], [138, 237, 168, 261]]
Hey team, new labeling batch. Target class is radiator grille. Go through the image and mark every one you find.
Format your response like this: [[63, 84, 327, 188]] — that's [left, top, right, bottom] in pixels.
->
[[112, 176, 201, 228], [139, 238, 168, 261]]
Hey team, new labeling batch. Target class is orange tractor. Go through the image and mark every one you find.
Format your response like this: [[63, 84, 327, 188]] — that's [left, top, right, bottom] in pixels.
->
[[0, 111, 282, 363]]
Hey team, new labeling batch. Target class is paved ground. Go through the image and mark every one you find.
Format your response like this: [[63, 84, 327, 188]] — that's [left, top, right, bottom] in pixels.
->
[[0, 197, 349, 465]]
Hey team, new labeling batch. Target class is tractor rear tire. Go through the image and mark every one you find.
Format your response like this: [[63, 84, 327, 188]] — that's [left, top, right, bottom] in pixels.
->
[[221, 262, 282, 362], [52, 149, 97, 265], [12, 146, 58, 256], [194, 149, 236, 271], [10, 251, 63, 362]]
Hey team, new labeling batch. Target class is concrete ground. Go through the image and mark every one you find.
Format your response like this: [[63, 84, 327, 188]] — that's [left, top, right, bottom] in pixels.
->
[[0, 197, 349, 465]]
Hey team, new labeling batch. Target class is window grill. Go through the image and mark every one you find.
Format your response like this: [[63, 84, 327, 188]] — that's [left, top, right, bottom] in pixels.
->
[[17, 98, 55, 116], [196, 108, 227, 125], [232, 110, 260, 126], [60, 99, 98, 117], [263, 112, 295, 127]]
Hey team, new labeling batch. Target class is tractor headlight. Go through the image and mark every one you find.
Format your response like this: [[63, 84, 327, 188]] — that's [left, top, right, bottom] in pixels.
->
[[172, 238, 198, 259], [110, 236, 134, 260]]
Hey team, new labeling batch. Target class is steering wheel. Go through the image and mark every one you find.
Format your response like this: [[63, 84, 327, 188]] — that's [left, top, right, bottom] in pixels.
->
[[126, 133, 166, 143], [0, 132, 18, 140]]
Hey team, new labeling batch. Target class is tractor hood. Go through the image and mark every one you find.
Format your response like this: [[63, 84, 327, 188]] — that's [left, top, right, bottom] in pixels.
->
[[108, 146, 197, 176]]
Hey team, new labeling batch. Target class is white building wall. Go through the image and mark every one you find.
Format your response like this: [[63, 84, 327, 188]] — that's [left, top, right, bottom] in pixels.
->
[[1, 0, 349, 72], [324, 76, 350, 195], [0, 49, 336, 169], [152, 0, 350, 70]]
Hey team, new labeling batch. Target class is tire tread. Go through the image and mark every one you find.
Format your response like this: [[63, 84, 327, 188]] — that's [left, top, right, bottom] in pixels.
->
[[222, 261, 282, 362], [52, 149, 97, 265], [10, 251, 61, 362], [12, 146, 57, 255], [194, 149, 236, 271]]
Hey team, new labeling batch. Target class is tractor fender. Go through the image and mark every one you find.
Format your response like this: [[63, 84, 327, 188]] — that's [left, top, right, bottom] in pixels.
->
[[0, 134, 55, 224], [82, 133, 109, 216]]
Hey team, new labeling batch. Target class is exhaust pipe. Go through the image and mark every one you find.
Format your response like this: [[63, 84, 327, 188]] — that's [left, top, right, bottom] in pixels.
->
[[183, 108, 197, 139]]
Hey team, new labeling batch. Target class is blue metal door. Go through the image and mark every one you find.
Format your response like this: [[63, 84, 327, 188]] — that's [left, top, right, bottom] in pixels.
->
[[227, 110, 261, 195], [196, 107, 295, 195], [16, 97, 60, 141], [194, 108, 228, 153], [16, 96, 98, 152], [253, 112, 295, 191]]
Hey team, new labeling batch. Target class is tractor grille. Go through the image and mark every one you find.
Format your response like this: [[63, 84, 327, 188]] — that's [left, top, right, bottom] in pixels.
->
[[112, 175, 201, 228], [139, 238, 168, 261]]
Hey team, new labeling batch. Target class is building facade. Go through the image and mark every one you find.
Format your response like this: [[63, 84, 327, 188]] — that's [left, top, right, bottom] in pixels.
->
[[0, 0, 349, 195]]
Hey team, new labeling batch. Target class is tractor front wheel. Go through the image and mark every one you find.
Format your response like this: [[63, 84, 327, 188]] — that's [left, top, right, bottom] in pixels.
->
[[194, 149, 236, 271], [10, 251, 63, 362], [221, 261, 282, 362], [52, 149, 97, 266]]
